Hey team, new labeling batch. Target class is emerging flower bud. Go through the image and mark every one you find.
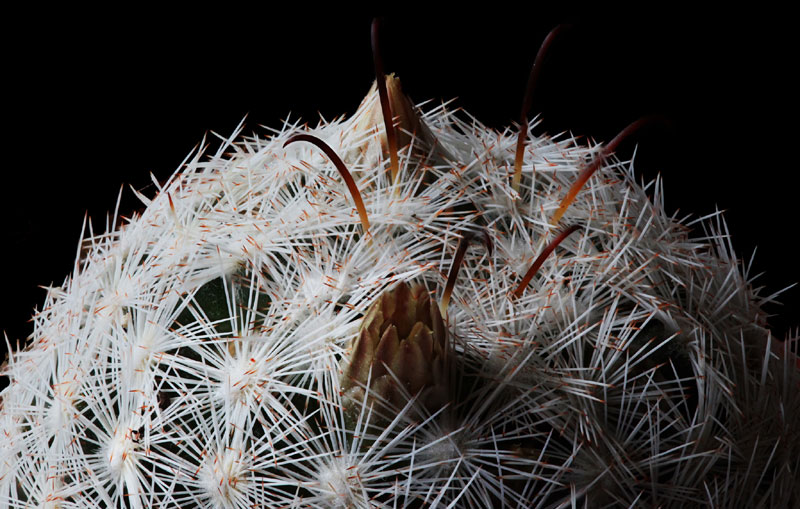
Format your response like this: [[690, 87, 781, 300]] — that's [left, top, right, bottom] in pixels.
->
[[341, 282, 449, 413]]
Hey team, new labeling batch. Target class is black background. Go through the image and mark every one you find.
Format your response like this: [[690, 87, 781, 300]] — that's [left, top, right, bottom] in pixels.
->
[[3, 11, 797, 373]]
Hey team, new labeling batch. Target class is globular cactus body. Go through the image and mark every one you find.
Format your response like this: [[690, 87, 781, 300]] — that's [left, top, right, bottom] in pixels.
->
[[2, 23, 799, 509]]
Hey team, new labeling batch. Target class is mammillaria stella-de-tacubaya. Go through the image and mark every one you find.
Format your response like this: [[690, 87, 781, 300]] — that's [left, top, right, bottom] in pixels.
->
[[1, 21, 798, 508]]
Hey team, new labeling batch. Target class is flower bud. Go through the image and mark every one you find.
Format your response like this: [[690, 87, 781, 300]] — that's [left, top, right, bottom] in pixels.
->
[[341, 282, 448, 413]]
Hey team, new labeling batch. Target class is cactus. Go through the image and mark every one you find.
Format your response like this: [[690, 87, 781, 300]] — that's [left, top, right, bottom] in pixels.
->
[[2, 21, 799, 508]]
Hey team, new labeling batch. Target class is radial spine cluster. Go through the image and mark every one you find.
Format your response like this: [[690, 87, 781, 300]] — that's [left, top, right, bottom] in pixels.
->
[[1, 44, 799, 508]]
